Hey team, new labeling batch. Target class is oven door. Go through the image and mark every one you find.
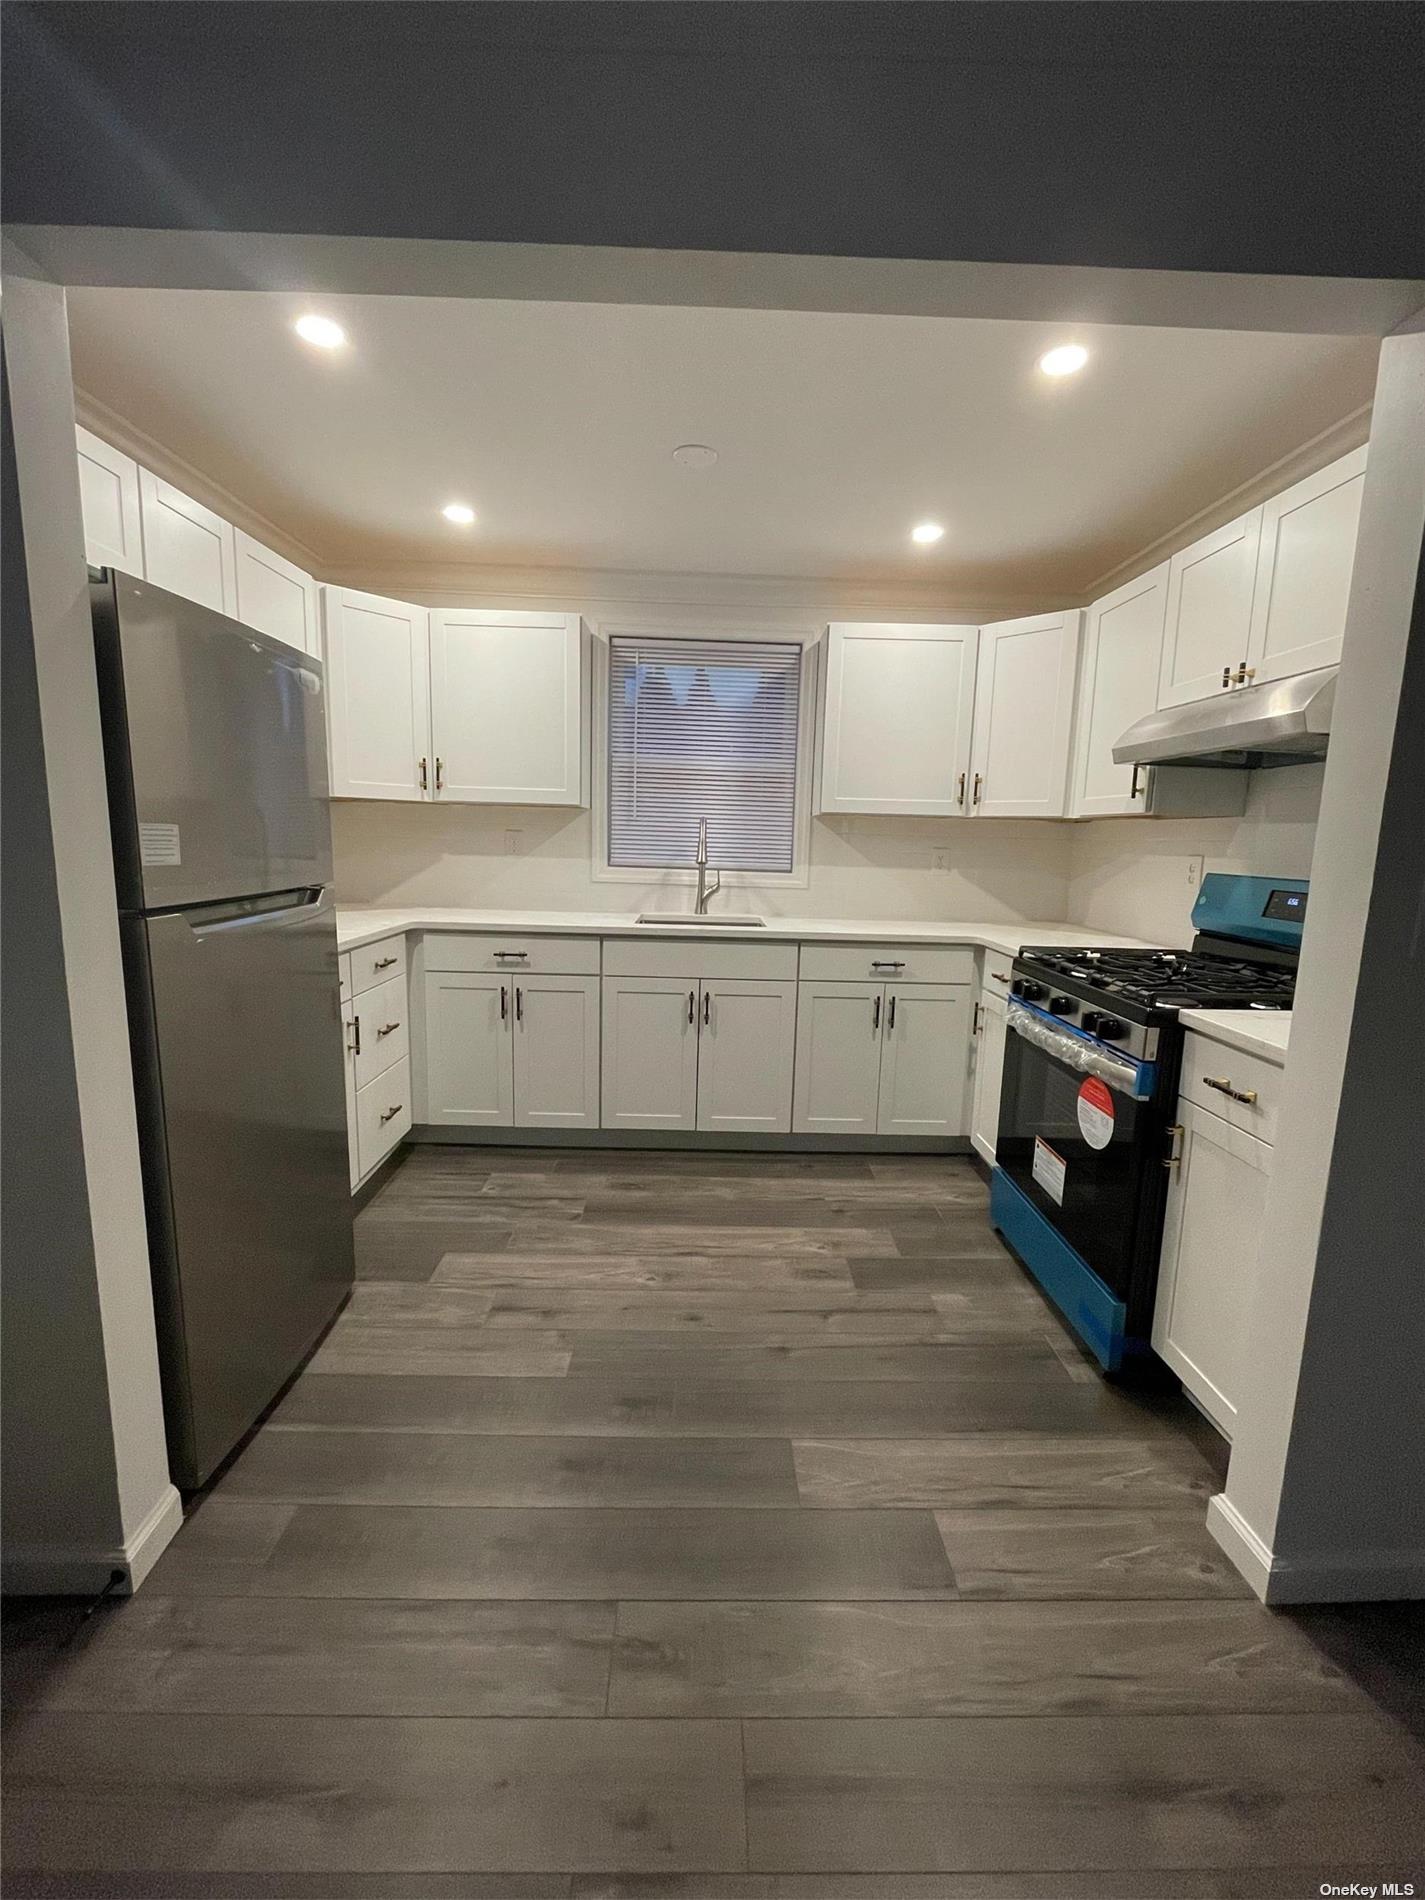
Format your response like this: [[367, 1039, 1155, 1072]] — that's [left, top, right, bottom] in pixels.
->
[[996, 1003, 1162, 1303]]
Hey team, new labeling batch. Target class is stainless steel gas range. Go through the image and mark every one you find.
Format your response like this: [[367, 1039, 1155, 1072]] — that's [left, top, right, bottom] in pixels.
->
[[988, 873, 1306, 1376]]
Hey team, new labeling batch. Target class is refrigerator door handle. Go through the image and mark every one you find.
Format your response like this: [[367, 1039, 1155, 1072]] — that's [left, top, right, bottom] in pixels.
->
[[182, 886, 328, 936]]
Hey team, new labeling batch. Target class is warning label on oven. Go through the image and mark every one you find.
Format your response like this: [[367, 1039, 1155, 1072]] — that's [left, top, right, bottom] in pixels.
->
[[1032, 1136, 1067, 1205], [1076, 1076, 1115, 1150]]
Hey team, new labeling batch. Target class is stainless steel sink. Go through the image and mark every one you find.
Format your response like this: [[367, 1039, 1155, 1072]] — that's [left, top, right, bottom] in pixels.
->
[[635, 913, 766, 928]]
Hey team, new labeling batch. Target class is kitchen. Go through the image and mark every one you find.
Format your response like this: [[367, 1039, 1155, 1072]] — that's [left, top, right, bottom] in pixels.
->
[[6, 264, 1423, 1883]]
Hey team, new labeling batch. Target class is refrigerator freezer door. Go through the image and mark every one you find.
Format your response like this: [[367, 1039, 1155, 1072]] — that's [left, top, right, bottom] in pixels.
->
[[94, 572, 332, 910], [129, 886, 353, 1488]]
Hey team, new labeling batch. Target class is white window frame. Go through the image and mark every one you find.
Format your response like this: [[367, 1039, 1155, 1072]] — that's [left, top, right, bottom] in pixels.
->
[[591, 620, 820, 891]]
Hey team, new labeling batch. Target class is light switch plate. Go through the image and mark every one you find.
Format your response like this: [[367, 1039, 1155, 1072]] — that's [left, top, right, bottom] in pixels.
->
[[504, 830, 524, 856]]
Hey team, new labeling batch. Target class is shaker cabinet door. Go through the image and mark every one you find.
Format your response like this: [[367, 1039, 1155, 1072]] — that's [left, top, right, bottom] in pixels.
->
[[876, 983, 972, 1137], [322, 586, 431, 801], [601, 976, 700, 1131], [696, 978, 797, 1134], [791, 981, 885, 1135], [819, 623, 978, 816], [969, 611, 1082, 819]]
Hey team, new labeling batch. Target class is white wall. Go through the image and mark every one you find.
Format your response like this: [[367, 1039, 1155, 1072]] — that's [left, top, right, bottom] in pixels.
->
[[1066, 766, 1323, 944], [332, 799, 1073, 924]]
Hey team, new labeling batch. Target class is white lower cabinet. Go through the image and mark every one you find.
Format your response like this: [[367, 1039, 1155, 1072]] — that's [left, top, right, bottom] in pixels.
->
[[793, 977, 971, 1137], [601, 977, 700, 1131], [969, 984, 1009, 1165], [696, 978, 798, 1134], [601, 969, 796, 1134], [356, 1059, 413, 1178], [877, 985, 971, 1137], [424, 964, 600, 1131], [423, 971, 517, 1127], [1153, 1097, 1273, 1439], [512, 975, 601, 1130], [791, 982, 884, 1135]]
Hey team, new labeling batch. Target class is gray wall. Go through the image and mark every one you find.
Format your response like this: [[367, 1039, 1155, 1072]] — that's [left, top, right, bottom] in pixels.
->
[[1, 350, 125, 1569], [4, 3, 1422, 279]]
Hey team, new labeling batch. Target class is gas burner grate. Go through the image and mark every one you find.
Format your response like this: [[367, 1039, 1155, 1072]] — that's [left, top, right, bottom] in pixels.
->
[[1019, 945, 1297, 1010]]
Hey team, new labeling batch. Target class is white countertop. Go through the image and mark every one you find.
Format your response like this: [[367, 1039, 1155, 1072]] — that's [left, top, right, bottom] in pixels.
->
[[1180, 1007, 1292, 1064], [334, 905, 1160, 959]]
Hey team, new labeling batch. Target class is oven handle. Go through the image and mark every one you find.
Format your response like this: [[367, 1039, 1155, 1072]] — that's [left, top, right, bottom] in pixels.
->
[[1006, 1000, 1151, 1099]]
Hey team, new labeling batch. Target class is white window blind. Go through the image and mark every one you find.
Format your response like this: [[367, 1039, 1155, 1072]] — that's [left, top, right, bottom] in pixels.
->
[[608, 635, 803, 872]]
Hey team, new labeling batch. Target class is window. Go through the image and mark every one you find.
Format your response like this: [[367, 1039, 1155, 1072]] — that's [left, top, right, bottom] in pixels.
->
[[607, 635, 803, 872]]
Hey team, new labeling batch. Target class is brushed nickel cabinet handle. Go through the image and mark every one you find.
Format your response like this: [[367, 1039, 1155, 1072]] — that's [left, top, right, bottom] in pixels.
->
[[492, 950, 528, 961], [374, 955, 398, 971], [1130, 762, 1143, 799], [379, 1103, 403, 1125], [500, 985, 508, 1021], [972, 772, 983, 806], [972, 1001, 982, 1036], [887, 994, 897, 1030], [419, 756, 429, 789], [376, 1020, 401, 1038], [990, 970, 1010, 982], [1163, 1123, 1184, 1171], [871, 960, 905, 971], [1222, 666, 1233, 690], [345, 1016, 359, 1055], [956, 771, 967, 806], [515, 986, 523, 1023], [435, 756, 444, 791]]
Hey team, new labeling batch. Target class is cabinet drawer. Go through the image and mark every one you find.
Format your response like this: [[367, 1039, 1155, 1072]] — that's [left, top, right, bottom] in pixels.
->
[[350, 935, 407, 994], [1179, 1031, 1284, 1144], [354, 972, 409, 1090], [356, 1057, 412, 1177], [602, 937, 798, 981], [422, 933, 601, 976], [799, 942, 973, 985], [979, 953, 1016, 1001]]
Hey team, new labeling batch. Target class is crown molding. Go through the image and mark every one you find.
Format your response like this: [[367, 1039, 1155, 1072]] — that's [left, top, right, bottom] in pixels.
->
[[72, 389, 326, 571], [1080, 403, 1373, 603], [316, 560, 1065, 620]]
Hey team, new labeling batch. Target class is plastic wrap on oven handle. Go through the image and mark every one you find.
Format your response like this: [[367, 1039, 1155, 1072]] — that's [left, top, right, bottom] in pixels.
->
[[1006, 1000, 1151, 1098]]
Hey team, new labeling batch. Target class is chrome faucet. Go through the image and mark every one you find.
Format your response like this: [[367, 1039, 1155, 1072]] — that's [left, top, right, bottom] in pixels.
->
[[694, 816, 721, 915]]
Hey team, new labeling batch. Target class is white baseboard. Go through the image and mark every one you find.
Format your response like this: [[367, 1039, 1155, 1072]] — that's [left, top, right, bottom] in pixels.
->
[[1208, 1491, 1425, 1605], [1, 1483, 183, 1598]]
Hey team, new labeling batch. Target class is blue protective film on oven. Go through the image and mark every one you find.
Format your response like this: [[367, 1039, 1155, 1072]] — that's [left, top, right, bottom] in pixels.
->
[[990, 1168, 1128, 1372]]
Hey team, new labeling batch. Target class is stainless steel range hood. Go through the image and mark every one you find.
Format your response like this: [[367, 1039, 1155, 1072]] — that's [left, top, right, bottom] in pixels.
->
[[1112, 667, 1336, 770]]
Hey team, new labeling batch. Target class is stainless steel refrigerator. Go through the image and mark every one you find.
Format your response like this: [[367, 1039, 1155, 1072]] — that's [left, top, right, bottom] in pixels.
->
[[92, 570, 354, 1490]]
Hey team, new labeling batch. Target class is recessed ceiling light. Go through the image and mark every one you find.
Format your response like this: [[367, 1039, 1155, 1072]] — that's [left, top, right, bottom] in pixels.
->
[[1038, 343, 1089, 378], [442, 503, 476, 525], [292, 313, 347, 350], [911, 521, 946, 545], [671, 443, 718, 468]]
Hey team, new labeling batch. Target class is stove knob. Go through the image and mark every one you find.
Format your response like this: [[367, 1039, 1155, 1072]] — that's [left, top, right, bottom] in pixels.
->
[[1014, 979, 1045, 1002], [1047, 995, 1076, 1017], [1082, 1011, 1126, 1039]]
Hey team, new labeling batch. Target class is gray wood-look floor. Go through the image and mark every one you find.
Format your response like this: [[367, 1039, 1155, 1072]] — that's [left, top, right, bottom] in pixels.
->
[[6, 1147, 1423, 1896]]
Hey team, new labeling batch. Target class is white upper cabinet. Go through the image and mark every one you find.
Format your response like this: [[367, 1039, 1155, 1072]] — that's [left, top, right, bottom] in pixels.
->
[[233, 530, 320, 656], [75, 426, 144, 574], [1157, 507, 1263, 709], [1247, 446, 1366, 685], [429, 610, 587, 805], [969, 610, 1082, 819], [321, 586, 431, 801], [1070, 562, 1170, 818], [818, 623, 979, 816], [137, 468, 237, 616]]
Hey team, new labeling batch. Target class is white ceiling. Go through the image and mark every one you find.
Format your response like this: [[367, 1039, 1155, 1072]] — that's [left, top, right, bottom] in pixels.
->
[[65, 288, 1377, 594]]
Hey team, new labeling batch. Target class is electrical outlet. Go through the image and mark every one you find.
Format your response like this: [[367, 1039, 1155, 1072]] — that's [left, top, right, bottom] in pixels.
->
[[504, 830, 524, 857], [1185, 854, 1204, 890], [931, 846, 951, 874]]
